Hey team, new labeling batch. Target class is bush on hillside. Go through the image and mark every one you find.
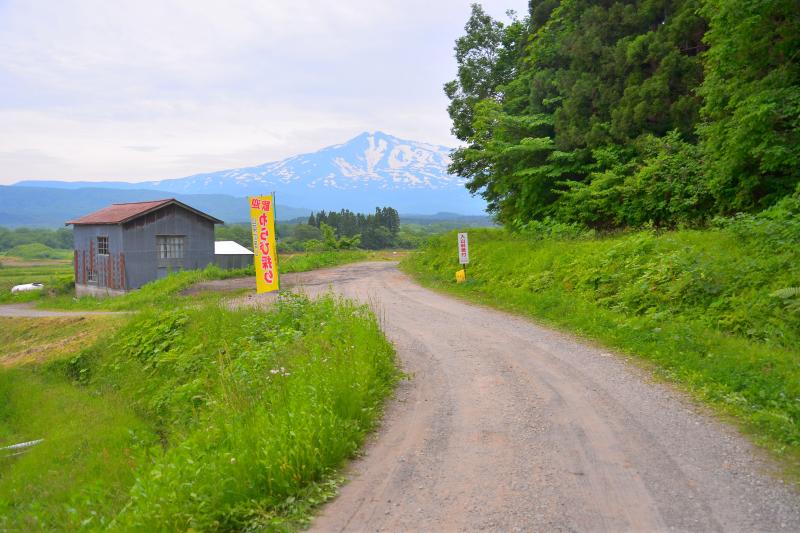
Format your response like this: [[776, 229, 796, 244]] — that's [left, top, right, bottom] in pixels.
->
[[3, 243, 72, 260], [413, 210, 800, 347], [713, 185, 800, 247], [512, 217, 594, 240], [555, 133, 713, 228]]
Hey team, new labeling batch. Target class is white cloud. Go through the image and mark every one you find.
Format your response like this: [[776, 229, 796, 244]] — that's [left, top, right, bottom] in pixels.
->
[[0, 0, 527, 184]]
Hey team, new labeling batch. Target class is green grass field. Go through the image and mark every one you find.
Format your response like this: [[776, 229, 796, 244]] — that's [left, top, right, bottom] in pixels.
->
[[280, 249, 372, 273], [0, 294, 397, 530], [403, 225, 800, 475], [0, 257, 73, 304], [1, 244, 72, 261]]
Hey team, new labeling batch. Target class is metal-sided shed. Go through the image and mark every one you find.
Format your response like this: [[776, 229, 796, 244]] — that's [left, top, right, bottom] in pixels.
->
[[67, 199, 223, 297], [214, 241, 254, 270]]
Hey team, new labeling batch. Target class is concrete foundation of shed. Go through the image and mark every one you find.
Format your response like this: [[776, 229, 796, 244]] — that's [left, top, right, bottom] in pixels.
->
[[75, 283, 128, 298]]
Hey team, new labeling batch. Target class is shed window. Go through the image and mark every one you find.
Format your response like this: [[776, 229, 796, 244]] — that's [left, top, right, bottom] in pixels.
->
[[87, 267, 97, 283], [97, 236, 109, 256], [158, 236, 184, 259]]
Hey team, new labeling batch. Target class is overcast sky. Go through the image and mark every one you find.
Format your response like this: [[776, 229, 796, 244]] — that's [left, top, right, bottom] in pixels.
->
[[0, 0, 527, 185]]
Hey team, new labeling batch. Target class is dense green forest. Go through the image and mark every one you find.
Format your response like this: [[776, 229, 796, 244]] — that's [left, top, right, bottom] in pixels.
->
[[307, 207, 401, 249], [447, 1, 799, 228], [214, 208, 401, 251], [0, 227, 72, 253]]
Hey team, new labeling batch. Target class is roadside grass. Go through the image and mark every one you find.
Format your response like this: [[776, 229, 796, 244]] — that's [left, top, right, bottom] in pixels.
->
[[403, 226, 800, 477], [0, 367, 157, 531], [0, 293, 398, 530], [280, 249, 383, 273], [108, 296, 398, 530], [0, 316, 123, 368], [0, 246, 399, 528], [39, 264, 254, 311]]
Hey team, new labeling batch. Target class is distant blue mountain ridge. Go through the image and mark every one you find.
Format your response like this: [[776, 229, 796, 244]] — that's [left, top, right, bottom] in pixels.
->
[[0, 185, 311, 228], [14, 131, 486, 215]]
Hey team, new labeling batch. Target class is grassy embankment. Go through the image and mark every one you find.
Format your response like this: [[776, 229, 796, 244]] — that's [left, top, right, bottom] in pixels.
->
[[0, 316, 123, 368], [403, 209, 800, 474], [0, 292, 397, 530], [0, 243, 72, 261]]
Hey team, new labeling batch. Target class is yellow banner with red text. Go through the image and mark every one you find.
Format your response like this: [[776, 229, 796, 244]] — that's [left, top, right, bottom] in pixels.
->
[[249, 195, 279, 293]]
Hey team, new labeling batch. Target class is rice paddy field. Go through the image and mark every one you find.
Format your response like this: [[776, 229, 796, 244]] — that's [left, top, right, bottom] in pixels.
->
[[0, 255, 73, 304]]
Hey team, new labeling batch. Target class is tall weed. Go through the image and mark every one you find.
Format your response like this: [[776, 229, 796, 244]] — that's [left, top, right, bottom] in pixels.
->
[[1, 294, 397, 530], [108, 294, 397, 530]]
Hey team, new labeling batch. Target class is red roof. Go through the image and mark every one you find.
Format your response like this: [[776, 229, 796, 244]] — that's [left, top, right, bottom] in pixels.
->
[[66, 199, 223, 225]]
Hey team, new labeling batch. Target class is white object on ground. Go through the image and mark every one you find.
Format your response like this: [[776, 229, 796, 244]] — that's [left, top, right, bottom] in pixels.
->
[[1, 439, 44, 458], [10, 283, 44, 293], [1, 439, 44, 451]]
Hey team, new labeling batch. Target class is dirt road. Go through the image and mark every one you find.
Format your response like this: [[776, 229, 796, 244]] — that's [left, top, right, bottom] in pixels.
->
[[0, 302, 125, 317], [229, 262, 800, 530]]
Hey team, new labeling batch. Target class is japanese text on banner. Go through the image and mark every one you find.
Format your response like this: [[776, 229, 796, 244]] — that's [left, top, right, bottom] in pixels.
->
[[249, 195, 279, 293]]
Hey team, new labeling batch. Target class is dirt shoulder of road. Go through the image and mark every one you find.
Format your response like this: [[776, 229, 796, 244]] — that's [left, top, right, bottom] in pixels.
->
[[0, 302, 127, 318]]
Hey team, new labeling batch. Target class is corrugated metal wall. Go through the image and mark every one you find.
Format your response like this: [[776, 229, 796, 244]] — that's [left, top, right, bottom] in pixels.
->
[[73, 225, 126, 290], [121, 205, 215, 289], [73, 204, 216, 291]]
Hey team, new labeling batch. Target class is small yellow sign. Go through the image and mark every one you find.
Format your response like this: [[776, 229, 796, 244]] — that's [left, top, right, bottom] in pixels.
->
[[455, 269, 466, 283], [249, 195, 279, 293]]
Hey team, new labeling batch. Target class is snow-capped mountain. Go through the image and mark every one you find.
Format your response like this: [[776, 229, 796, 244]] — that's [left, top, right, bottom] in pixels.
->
[[154, 131, 462, 194], [15, 132, 486, 214]]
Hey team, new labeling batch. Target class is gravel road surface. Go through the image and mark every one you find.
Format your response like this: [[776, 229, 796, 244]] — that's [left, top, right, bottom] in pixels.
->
[[132, 261, 800, 531], [264, 261, 798, 532]]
